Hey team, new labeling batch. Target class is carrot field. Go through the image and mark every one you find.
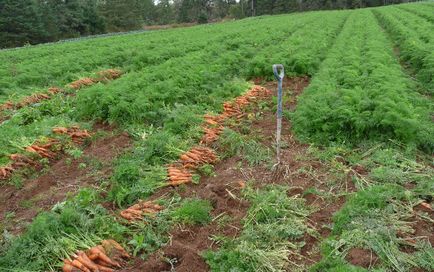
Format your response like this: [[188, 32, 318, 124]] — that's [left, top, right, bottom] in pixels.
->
[[0, 2, 432, 272]]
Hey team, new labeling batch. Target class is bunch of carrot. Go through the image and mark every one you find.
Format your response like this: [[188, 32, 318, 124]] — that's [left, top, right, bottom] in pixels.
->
[[97, 69, 123, 81], [62, 239, 130, 272], [69, 69, 123, 90], [0, 101, 14, 111], [0, 166, 13, 179], [10, 153, 39, 168], [120, 200, 164, 221], [48, 87, 63, 95], [0, 140, 57, 179], [0, 126, 90, 180], [180, 146, 217, 169], [223, 85, 271, 119], [53, 126, 91, 145], [0, 154, 40, 179], [0, 91, 57, 113], [69, 78, 96, 90], [200, 85, 271, 145], [25, 139, 60, 159], [17, 92, 51, 108], [167, 165, 193, 186], [200, 115, 225, 145]]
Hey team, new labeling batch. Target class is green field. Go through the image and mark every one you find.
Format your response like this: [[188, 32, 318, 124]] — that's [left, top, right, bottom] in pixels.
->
[[0, 2, 433, 272]]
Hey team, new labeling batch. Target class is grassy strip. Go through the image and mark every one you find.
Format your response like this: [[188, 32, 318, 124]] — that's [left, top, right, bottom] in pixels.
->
[[204, 184, 312, 271], [310, 142, 433, 271]]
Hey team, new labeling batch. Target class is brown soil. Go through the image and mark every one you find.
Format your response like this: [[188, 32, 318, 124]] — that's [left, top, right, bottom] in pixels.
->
[[0, 128, 132, 234], [121, 77, 355, 271], [411, 205, 434, 246], [122, 156, 251, 272], [345, 248, 379, 268]]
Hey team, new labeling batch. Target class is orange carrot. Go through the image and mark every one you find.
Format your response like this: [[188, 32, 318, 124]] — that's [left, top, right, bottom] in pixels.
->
[[76, 251, 99, 271], [71, 259, 91, 272], [88, 247, 120, 268], [63, 263, 82, 272], [102, 239, 131, 258]]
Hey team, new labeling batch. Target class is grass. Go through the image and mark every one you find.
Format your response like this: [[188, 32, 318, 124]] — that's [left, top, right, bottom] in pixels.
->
[[308, 141, 434, 271], [204, 184, 312, 271], [172, 198, 213, 226], [216, 128, 271, 166]]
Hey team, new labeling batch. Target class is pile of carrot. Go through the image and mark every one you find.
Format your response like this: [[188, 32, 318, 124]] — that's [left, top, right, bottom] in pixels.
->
[[224, 85, 271, 119], [0, 126, 91, 180], [0, 140, 57, 179], [48, 86, 63, 95], [0, 166, 13, 179], [120, 200, 164, 221], [0, 101, 14, 111], [1, 69, 122, 118], [97, 69, 123, 81], [180, 146, 217, 169], [200, 115, 225, 144], [167, 85, 271, 186], [25, 139, 60, 159], [69, 78, 96, 90], [167, 165, 193, 186], [53, 126, 91, 144], [0, 154, 40, 179], [62, 239, 130, 272], [69, 69, 123, 90], [200, 85, 271, 145], [0, 89, 62, 115]]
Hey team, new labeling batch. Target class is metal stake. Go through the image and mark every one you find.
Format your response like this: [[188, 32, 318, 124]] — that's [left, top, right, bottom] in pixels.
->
[[272, 64, 284, 166]]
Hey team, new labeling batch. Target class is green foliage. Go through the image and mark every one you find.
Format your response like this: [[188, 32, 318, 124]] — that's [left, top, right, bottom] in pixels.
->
[[374, 5, 434, 93], [172, 198, 212, 225], [0, 188, 128, 271], [292, 10, 434, 153]]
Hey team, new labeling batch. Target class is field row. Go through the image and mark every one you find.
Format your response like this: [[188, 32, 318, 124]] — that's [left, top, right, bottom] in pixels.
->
[[374, 4, 434, 92], [292, 9, 433, 152]]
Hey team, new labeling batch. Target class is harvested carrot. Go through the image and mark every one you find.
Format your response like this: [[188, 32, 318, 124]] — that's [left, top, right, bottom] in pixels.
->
[[419, 202, 432, 210], [94, 258, 114, 268], [71, 259, 91, 272], [102, 239, 131, 258], [63, 263, 82, 272], [88, 247, 120, 268], [76, 251, 99, 271], [237, 180, 246, 189], [95, 264, 115, 272]]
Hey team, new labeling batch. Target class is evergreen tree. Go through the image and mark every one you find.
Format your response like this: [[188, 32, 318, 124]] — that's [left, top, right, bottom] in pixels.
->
[[0, 0, 47, 48], [100, 0, 144, 31]]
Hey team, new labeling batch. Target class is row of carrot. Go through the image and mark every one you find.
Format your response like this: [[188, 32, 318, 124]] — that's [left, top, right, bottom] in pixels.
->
[[118, 85, 272, 223], [0, 126, 91, 180], [63, 84, 273, 271], [0, 69, 123, 121]]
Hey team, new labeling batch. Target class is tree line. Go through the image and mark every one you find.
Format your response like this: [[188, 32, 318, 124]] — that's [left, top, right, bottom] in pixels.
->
[[0, 0, 417, 49]]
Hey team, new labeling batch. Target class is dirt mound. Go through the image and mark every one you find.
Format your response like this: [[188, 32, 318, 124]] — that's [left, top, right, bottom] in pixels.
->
[[345, 248, 379, 268]]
